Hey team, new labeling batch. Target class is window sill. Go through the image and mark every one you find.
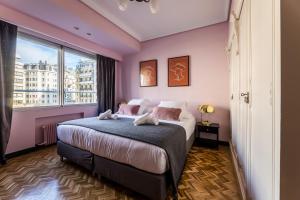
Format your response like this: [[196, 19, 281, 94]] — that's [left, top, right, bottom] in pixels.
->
[[63, 103, 97, 107], [13, 103, 97, 112]]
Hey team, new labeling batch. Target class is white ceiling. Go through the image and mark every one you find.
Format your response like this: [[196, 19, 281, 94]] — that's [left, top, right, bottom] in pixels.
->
[[0, 0, 141, 56], [81, 0, 231, 41]]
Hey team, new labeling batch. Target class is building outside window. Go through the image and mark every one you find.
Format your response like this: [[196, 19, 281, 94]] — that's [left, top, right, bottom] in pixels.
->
[[64, 50, 97, 105], [13, 33, 97, 108]]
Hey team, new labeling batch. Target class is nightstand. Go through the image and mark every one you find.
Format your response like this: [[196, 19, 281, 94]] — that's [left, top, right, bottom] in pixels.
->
[[195, 122, 220, 148]]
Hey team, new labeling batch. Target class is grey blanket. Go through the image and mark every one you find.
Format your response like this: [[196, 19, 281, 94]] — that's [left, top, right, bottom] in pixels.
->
[[59, 117, 187, 195]]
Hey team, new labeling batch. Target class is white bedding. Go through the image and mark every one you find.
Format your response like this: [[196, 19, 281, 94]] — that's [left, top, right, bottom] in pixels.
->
[[57, 114, 196, 174]]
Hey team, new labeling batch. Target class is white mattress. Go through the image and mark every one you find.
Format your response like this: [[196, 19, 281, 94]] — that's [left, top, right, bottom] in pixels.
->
[[57, 114, 196, 174]]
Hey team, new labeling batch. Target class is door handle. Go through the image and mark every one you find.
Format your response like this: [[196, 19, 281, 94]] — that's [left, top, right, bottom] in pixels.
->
[[241, 92, 250, 104]]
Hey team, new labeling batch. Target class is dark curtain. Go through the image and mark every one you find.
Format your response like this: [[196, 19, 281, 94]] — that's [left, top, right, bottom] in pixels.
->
[[0, 21, 17, 164], [96, 54, 116, 114]]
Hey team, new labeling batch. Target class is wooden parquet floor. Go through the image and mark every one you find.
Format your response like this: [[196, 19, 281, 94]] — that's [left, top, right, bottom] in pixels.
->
[[0, 145, 241, 200]]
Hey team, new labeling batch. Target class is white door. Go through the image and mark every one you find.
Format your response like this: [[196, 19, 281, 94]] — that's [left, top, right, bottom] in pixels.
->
[[229, 35, 240, 150], [229, 0, 252, 196], [250, 0, 275, 199], [237, 0, 252, 192], [229, 0, 280, 199]]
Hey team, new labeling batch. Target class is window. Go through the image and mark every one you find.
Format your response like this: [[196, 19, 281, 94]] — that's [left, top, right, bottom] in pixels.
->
[[13, 33, 97, 108], [13, 34, 59, 108], [64, 50, 97, 104]]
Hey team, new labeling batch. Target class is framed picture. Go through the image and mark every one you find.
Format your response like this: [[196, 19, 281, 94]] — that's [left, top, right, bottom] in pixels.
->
[[140, 59, 158, 87], [168, 56, 190, 87]]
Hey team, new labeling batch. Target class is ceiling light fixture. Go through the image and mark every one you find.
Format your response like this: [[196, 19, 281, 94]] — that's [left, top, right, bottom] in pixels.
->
[[117, 0, 159, 14]]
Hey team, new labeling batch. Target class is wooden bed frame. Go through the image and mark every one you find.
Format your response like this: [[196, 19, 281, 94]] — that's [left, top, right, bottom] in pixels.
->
[[57, 133, 195, 200]]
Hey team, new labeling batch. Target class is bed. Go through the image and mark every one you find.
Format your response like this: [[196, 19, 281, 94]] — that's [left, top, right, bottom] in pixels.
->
[[57, 113, 196, 200]]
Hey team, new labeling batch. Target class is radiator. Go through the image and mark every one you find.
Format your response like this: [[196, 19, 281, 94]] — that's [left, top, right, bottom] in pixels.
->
[[40, 123, 57, 146]]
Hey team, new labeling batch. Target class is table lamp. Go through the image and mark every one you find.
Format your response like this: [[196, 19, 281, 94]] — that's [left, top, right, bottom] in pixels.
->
[[198, 104, 215, 126]]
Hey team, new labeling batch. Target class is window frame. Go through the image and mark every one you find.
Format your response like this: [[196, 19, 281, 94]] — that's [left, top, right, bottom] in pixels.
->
[[63, 47, 97, 105], [13, 32, 98, 110]]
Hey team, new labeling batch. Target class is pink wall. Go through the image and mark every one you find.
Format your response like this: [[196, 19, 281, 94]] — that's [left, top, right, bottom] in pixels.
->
[[0, 4, 103, 154], [121, 22, 230, 141], [7, 105, 98, 154], [0, 3, 127, 154]]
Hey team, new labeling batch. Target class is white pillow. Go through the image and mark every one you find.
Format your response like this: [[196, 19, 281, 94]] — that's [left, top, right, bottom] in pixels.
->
[[128, 99, 146, 105], [158, 101, 189, 120], [128, 99, 151, 115], [158, 101, 187, 109]]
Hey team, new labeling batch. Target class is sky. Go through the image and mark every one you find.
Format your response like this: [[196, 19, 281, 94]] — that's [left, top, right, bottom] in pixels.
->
[[16, 37, 95, 69]]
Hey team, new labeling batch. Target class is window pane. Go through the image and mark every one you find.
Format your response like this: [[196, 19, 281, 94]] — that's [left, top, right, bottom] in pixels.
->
[[64, 50, 97, 104], [13, 35, 59, 108]]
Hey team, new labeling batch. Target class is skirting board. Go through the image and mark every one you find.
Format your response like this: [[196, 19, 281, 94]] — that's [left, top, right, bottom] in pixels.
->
[[5, 144, 56, 159], [229, 141, 247, 200]]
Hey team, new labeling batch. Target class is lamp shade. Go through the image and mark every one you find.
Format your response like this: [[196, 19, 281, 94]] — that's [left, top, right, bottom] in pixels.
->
[[198, 105, 215, 113], [206, 105, 215, 113]]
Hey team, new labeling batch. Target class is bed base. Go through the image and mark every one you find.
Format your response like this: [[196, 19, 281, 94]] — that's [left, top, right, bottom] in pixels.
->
[[186, 131, 195, 154], [57, 133, 195, 200], [57, 141, 169, 200], [94, 155, 170, 200], [57, 141, 93, 171]]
